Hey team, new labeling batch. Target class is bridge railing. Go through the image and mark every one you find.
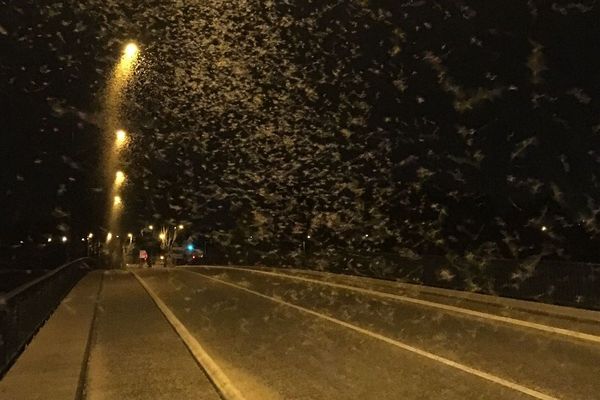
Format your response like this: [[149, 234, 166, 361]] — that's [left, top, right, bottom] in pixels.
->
[[211, 243, 600, 310], [296, 250, 600, 310], [0, 257, 94, 376]]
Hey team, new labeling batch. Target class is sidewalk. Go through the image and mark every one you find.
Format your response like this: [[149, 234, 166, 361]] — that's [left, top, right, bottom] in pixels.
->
[[0, 271, 103, 400], [1, 270, 220, 400]]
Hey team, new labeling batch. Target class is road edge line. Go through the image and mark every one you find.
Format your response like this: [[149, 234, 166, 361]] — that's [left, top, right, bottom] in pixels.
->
[[132, 271, 247, 400], [200, 266, 600, 345], [191, 271, 558, 400]]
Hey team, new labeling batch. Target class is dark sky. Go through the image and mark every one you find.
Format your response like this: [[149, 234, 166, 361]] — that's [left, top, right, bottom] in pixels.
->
[[1, 1, 599, 262]]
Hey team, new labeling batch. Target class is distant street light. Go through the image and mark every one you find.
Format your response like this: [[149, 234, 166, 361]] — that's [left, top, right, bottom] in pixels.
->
[[148, 225, 154, 230], [47, 237, 52, 243], [178, 224, 184, 230], [115, 129, 127, 148], [115, 170, 126, 186], [541, 226, 548, 232], [159, 233, 166, 240], [61, 236, 68, 243], [113, 195, 123, 207], [106, 232, 113, 243], [88, 233, 94, 239]]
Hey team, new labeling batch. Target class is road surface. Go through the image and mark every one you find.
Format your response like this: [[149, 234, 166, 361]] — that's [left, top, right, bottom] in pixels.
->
[[2, 265, 600, 399]]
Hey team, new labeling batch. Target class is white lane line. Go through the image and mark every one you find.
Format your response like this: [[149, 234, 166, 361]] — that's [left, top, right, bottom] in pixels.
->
[[198, 266, 600, 345], [132, 272, 247, 400], [190, 271, 558, 400]]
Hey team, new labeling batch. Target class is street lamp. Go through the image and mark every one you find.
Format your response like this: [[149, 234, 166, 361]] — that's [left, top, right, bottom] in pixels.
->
[[113, 195, 123, 207], [123, 42, 139, 58], [115, 170, 126, 186], [106, 232, 113, 243], [148, 225, 154, 230], [115, 129, 127, 148], [61, 236, 68, 243], [88, 233, 94, 239], [303, 235, 311, 253]]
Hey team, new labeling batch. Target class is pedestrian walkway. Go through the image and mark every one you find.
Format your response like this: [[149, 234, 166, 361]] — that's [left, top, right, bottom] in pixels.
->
[[0, 272, 101, 400], [0, 270, 220, 400]]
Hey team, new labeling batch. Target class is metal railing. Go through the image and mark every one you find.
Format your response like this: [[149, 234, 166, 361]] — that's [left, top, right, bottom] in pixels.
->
[[0, 257, 94, 376]]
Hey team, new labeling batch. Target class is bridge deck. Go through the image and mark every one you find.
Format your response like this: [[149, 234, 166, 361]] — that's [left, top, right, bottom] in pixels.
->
[[2, 267, 600, 400]]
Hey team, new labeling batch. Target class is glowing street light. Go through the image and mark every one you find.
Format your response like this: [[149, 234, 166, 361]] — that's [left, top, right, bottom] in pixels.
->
[[123, 42, 139, 58], [128, 233, 133, 238], [541, 226, 548, 232], [115, 129, 127, 148], [178, 224, 184, 230], [115, 42, 140, 79], [61, 236, 68, 243], [88, 233, 94, 239], [113, 195, 123, 207], [159, 232, 166, 240], [106, 232, 113, 242], [115, 170, 126, 186], [47, 237, 53, 243], [148, 225, 154, 230]]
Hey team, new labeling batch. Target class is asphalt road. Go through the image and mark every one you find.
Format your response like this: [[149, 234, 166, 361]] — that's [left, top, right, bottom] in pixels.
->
[[4, 266, 600, 399], [135, 267, 600, 400]]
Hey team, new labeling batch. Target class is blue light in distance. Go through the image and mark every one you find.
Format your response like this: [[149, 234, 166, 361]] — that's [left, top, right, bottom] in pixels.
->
[[187, 244, 195, 252]]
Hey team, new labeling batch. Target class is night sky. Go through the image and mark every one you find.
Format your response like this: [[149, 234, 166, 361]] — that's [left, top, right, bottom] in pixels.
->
[[1, 1, 599, 263]]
